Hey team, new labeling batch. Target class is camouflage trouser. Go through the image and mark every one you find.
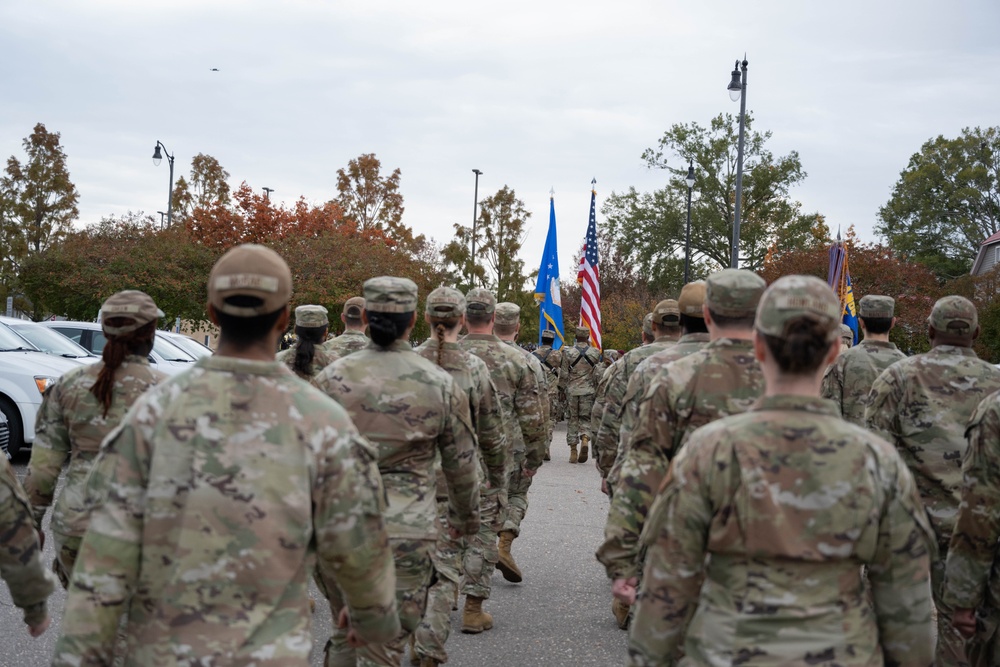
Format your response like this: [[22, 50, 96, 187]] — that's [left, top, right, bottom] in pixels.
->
[[545, 389, 558, 448], [325, 538, 434, 667], [53, 534, 82, 589], [502, 453, 533, 536], [566, 393, 595, 446], [932, 552, 970, 667], [413, 501, 463, 664], [462, 492, 502, 599]]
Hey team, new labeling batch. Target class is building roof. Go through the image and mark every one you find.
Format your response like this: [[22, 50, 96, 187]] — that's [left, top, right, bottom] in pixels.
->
[[970, 230, 1000, 275]]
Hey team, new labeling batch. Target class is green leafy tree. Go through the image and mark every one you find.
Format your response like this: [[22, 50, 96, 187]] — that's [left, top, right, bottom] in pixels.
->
[[334, 153, 424, 252], [172, 153, 232, 221], [877, 126, 1000, 280]]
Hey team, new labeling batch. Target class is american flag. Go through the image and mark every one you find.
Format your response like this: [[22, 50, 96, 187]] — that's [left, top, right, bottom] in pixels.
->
[[577, 180, 601, 350]]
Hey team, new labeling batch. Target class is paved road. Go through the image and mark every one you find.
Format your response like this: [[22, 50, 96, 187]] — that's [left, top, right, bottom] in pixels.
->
[[2, 423, 628, 666]]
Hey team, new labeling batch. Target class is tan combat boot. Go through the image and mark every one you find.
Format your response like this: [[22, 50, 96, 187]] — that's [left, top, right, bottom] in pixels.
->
[[543, 447, 551, 461], [612, 598, 631, 630], [569, 445, 579, 463], [408, 635, 419, 665], [419, 657, 441, 667], [496, 530, 523, 582], [578, 435, 590, 463], [461, 596, 494, 634]]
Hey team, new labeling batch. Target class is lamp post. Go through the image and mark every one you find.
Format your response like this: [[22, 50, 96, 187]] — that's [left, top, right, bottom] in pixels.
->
[[151, 141, 175, 227], [684, 160, 695, 284], [470, 168, 483, 287], [157, 211, 167, 227], [262, 186, 274, 201], [727, 56, 748, 269]]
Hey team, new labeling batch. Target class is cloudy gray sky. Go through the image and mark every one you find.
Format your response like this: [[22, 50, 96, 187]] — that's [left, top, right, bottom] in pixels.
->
[[2, 0, 998, 277]]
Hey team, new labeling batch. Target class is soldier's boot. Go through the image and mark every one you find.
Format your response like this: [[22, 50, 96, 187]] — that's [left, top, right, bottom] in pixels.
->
[[612, 598, 631, 630], [309, 596, 316, 614], [578, 435, 590, 464], [419, 658, 441, 667], [543, 448, 551, 461], [461, 596, 494, 634], [408, 635, 419, 665], [452, 586, 459, 611], [569, 445, 579, 464], [496, 530, 523, 583]]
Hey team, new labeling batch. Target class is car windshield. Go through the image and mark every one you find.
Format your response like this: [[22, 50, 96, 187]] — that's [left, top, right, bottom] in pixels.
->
[[165, 334, 213, 359], [0, 323, 39, 351], [10, 323, 93, 358], [153, 335, 196, 362]]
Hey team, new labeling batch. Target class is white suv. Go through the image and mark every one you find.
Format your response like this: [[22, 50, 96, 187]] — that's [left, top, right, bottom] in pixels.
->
[[39, 321, 198, 376]]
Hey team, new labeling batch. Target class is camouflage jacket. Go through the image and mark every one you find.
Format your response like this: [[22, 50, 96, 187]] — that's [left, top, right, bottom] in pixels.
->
[[53, 355, 400, 666], [461, 333, 547, 472], [627, 395, 934, 667], [559, 342, 601, 396], [866, 344, 1000, 547], [414, 339, 508, 497], [0, 457, 55, 626], [275, 343, 338, 380], [314, 339, 480, 540], [591, 360, 622, 453], [598, 337, 763, 580], [531, 345, 562, 395], [821, 339, 906, 426], [508, 341, 551, 429], [321, 329, 369, 357], [24, 356, 166, 538]]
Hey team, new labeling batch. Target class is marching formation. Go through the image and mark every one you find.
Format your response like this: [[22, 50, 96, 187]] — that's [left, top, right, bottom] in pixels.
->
[[3, 243, 1000, 666]]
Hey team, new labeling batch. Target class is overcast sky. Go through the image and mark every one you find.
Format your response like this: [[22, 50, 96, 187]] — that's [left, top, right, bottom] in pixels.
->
[[2, 0, 998, 279]]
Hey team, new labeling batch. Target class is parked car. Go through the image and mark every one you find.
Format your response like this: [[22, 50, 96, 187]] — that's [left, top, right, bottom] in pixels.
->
[[0, 412, 9, 460], [0, 324, 79, 457], [159, 331, 214, 359], [0, 316, 98, 365], [39, 321, 198, 376]]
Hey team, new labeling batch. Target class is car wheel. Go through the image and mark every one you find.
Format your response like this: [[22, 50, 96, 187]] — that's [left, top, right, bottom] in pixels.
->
[[0, 396, 24, 458]]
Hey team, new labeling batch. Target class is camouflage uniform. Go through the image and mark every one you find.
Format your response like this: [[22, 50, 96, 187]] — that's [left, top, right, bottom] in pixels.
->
[[628, 274, 934, 666], [53, 246, 401, 666], [1, 456, 56, 630], [322, 329, 369, 356], [944, 392, 1000, 665], [531, 338, 563, 449], [504, 336, 549, 534], [24, 355, 166, 587], [559, 328, 602, 450], [866, 296, 1000, 667], [275, 304, 338, 380], [591, 359, 622, 467]]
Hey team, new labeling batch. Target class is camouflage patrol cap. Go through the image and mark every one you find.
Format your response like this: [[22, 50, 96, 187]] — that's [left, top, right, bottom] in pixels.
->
[[101, 290, 164, 335], [425, 286, 466, 318], [466, 288, 496, 314], [859, 295, 894, 319], [642, 313, 654, 336], [294, 304, 328, 328], [343, 296, 365, 319], [706, 269, 766, 318], [576, 325, 590, 337], [495, 302, 521, 326], [363, 276, 418, 313], [840, 323, 854, 346], [678, 281, 706, 318], [541, 329, 556, 341], [928, 295, 977, 333], [755, 275, 841, 341], [652, 299, 681, 326], [208, 244, 293, 317]]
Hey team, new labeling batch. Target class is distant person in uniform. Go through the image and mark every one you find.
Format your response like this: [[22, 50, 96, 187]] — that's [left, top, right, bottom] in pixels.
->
[[531, 329, 563, 461], [323, 296, 369, 356], [276, 304, 338, 379], [559, 325, 601, 463]]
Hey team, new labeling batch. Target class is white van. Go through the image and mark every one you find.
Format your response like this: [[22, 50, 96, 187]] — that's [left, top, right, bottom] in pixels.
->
[[39, 321, 197, 376]]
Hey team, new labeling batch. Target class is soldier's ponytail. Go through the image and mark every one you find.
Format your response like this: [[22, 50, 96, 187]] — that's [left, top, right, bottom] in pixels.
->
[[368, 311, 413, 348], [91, 320, 157, 417], [429, 316, 461, 367], [293, 325, 327, 376]]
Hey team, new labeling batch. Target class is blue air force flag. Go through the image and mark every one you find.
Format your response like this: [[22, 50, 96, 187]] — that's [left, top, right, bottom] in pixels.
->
[[534, 193, 565, 349]]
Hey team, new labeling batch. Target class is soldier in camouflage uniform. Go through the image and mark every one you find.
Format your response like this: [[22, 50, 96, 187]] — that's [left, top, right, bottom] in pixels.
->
[[412, 287, 507, 663], [627, 275, 935, 666], [821, 295, 906, 426], [598, 269, 766, 626], [1, 456, 56, 637], [460, 289, 546, 586], [25, 290, 168, 589], [323, 296, 370, 356], [54, 244, 400, 666], [559, 325, 602, 463], [839, 322, 855, 350], [314, 276, 480, 667], [867, 295, 1000, 667], [276, 304, 339, 380], [531, 329, 563, 460]]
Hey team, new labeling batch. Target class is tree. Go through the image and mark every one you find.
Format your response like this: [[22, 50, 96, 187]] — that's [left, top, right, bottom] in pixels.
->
[[877, 126, 1000, 281], [334, 153, 423, 250], [0, 123, 79, 310], [171, 153, 232, 221]]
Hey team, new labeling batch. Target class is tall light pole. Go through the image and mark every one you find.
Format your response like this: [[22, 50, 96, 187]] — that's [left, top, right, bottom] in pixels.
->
[[157, 211, 167, 228], [262, 186, 274, 201], [684, 160, 695, 284], [727, 56, 748, 268], [151, 141, 175, 227], [470, 168, 483, 287]]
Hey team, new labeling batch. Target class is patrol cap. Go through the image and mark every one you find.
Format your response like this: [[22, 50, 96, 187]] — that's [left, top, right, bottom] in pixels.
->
[[859, 295, 894, 319], [425, 286, 466, 318], [706, 269, 766, 318], [678, 281, 706, 318], [208, 244, 293, 317], [928, 295, 977, 333], [541, 329, 556, 341], [466, 288, 496, 315], [343, 296, 365, 319], [652, 299, 681, 326], [295, 304, 329, 328], [840, 323, 854, 346], [101, 290, 164, 335], [642, 313, 654, 336], [495, 302, 521, 326], [755, 275, 841, 341], [363, 276, 418, 313], [576, 325, 590, 337]]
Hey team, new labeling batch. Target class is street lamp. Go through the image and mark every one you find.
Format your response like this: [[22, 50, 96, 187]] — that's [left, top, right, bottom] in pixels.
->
[[157, 211, 167, 227], [151, 141, 175, 227], [262, 186, 274, 201], [684, 160, 695, 284], [470, 169, 483, 287], [727, 56, 748, 268]]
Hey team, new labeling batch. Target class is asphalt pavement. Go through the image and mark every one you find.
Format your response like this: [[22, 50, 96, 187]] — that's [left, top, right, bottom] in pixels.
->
[[3, 422, 628, 666]]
